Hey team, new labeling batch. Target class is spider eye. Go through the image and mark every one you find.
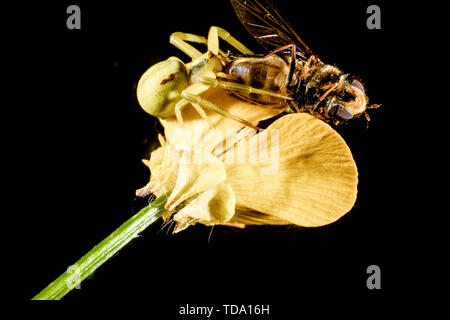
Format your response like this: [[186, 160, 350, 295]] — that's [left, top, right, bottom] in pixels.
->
[[350, 77, 364, 92]]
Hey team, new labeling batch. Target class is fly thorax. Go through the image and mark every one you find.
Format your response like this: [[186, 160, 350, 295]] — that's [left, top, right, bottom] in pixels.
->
[[297, 63, 341, 100]]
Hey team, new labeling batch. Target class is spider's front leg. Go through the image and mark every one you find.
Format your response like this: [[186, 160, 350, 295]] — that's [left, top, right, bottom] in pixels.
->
[[180, 90, 260, 130], [169, 32, 207, 60], [170, 26, 254, 62], [195, 75, 293, 101], [207, 26, 254, 56], [172, 80, 260, 131], [173, 83, 215, 129]]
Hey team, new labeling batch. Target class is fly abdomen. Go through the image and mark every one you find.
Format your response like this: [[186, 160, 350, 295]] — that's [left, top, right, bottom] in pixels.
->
[[224, 55, 290, 105]]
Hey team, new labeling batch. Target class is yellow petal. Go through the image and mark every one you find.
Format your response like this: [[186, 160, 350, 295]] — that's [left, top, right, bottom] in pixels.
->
[[172, 182, 235, 233], [224, 113, 358, 227], [160, 88, 282, 151], [157, 134, 166, 146], [136, 145, 180, 197], [141, 159, 150, 168], [165, 147, 226, 211], [230, 208, 291, 225]]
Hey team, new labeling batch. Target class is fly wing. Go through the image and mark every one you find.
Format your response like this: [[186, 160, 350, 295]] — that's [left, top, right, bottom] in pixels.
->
[[230, 0, 315, 60]]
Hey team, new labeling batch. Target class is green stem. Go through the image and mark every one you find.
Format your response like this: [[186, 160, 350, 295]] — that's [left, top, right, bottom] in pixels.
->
[[32, 195, 168, 300]]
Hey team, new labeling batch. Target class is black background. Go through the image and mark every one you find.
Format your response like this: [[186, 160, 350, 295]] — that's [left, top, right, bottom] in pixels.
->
[[13, 0, 425, 313]]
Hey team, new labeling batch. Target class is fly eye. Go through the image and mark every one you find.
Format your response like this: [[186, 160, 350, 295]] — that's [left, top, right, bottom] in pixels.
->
[[329, 104, 354, 121], [350, 77, 364, 92]]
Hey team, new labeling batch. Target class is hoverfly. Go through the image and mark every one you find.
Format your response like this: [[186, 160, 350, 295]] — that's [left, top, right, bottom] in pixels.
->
[[137, 0, 378, 129], [222, 0, 379, 124]]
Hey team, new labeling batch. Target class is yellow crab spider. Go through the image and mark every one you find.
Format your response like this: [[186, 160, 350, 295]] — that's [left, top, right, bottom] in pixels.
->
[[136, 26, 291, 129]]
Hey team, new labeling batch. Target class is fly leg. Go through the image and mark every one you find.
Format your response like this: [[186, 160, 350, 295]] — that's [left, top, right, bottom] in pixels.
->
[[265, 43, 296, 58], [300, 55, 319, 80], [207, 26, 254, 56], [312, 82, 339, 112]]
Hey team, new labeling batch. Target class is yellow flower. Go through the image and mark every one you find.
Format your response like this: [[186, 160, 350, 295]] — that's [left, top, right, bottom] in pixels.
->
[[137, 88, 358, 232]]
